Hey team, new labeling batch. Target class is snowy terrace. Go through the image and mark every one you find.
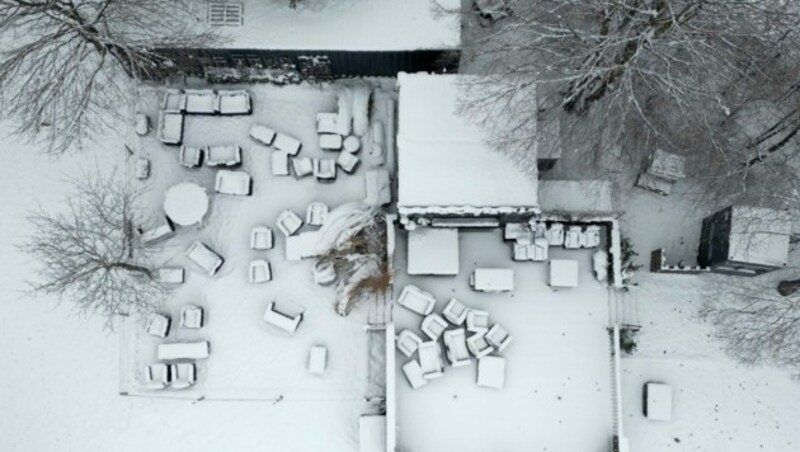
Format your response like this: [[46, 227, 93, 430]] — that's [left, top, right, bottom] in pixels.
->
[[193, 0, 461, 51], [118, 81, 395, 450], [391, 227, 616, 452]]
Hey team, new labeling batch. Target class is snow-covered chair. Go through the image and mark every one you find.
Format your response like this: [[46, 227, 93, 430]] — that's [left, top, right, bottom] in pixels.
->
[[418, 341, 444, 380], [364, 169, 391, 206], [145, 313, 170, 338], [215, 170, 251, 196], [180, 305, 204, 329], [397, 285, 436, 316], [162, 89, 186, 113], [421, 313, 448, 340], [546, 223, 565, 246], [249, 259, 272, 283], [443, 329, 471, 367], [292, 157, 313, 178], [216, 90, 251, 115], [313, 259, 337, 286], [249, 124, 276, 146], [593, 250, 609, 282], [313, 158, 337, 183], [402, 360, 427, 389], [336, 151, 360, 174], [272, 150, 290, 176], [581, 225, 602, 248], [158, 111, 184, 145], [158, 268, 184, 284], [206, 145, 241, 167], [135, 158, 150, 180], [531, 221, 547, 239], [250, 226, 274, 250], [135, 113, 150, 136], [504, 222, 530, 241], [276, 209, 303, 236], [319, 133, 343, 151], [273, 133, 302, 155], [143, 363, 170, 389], [169, 362, 196, 390], [179, 146, 203, 168], [316, 112, 338, 134], [466, 333, 493, 359], [466, 310, 490, 333], [263, 302, 302, 334], [531, 237, 549, 262], [485, 324, 512, 352], [184, 89, 218, 114], [306, 202, 329, 226], [564, 226, 582, 249], [396, 330, 424, 357], [513, 236, 533, 261], [185, 241, 224, 277], [442, 298, 468, 325]]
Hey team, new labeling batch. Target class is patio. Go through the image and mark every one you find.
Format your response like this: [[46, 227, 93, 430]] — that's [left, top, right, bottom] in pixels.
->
[[392, 228, 615, 452]]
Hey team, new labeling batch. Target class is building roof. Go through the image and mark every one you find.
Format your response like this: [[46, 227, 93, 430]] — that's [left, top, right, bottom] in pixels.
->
[[728, 206, 791, 267], [397, 73, 539, 215], [203, 0, 460, 51]]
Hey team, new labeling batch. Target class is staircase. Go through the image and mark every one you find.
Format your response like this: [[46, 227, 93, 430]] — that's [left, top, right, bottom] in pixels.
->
[[608, 287, 641, 329]]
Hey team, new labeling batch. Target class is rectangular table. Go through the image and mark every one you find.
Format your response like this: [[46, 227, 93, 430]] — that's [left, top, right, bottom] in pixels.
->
[[549, 259, 579, 287], [157, 341, 209, 360], [469, 268, 514, 292]]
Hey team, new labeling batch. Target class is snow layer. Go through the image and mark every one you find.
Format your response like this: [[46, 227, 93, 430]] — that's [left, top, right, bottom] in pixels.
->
[[396, 73, 539, 211], [201, 0, 460, 51]]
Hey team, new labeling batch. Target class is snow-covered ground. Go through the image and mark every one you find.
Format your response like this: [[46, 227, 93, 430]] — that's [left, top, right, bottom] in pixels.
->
[[392, 228, 614, 452]]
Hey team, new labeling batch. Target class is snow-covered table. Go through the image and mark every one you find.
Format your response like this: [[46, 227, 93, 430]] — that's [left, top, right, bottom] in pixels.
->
[[157, 341, 210, 360], [308, 346, 328, 374], [549, 259, 579, 288], [469, 268, 514, 292], [407, 227, 459, 275], [163, 182, 209, 227], [644, 382, 673, 421], [477, 356, 506, 389], [358, 415, 386, 452]]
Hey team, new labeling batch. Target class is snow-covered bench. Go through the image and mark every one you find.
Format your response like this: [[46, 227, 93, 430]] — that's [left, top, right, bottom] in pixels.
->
[[466, 310, 490, 333], [370, 121, 385, 165], [180, 305, 204, 329], [276, 209, 303, 236], [307, 346, 327, 374], [145, 313, 171, 338], [249, 259, 272, 283], [170, 362, 196, 390], [135, 113, 149, 136], [206, 145, 241, 167], [313, 158, 337, 183], [443, 329, 471, 367], [216, 90, 251, 115], [273, 133, 302, 155], [306, 202, 329, 226], [466, 333, 493, 359], [249, 124, 276, 146], [396, 285, 436, 316], [215, 170, 251, 196], [139, 218, 175, 244], [184, 89, 218, 114], [143, 363, 170, 389], [157, 268, 184, 284], [250, 226, 274, 250], [442, 298, 468, 325], [401, 360, 427, 389], [270, 150, 288, 176], [185, 241, 224, 277], [135, 158, 150, 180], [418, 341, 444, 380], [364, 169, 390, 206], [263, 302, 302, 334], [485, 324, 512, 352], [421, 313, 448, 340], [179, 146, 203, 168], [158, 111, 184, 145], [504, 222, 530, 241], [396, 329, 424, 357], [157, 341, 210, 360]]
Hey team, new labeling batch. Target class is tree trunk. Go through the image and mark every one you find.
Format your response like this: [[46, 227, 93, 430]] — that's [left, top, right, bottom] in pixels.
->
[[777, 279, 800, 296]]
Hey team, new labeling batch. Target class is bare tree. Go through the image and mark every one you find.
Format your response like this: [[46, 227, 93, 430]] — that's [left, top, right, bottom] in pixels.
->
[[0, 0, 218, 154], [20, 170, 168, 323], [700, 279, 800, 368]]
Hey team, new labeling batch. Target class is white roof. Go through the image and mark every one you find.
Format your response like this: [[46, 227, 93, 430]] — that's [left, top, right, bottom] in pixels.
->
[[204, 0, 460, 51], [728, 206, 790, 267], [538, 180, 614, 213], [645, 382, 673, 421], [397, 73, 539, 213], [407, 227, 459, 275]]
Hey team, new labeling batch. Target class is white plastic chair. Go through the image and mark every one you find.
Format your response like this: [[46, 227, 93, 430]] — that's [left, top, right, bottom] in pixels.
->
[[421, 313, 448, 340], [250, 226, 274, 250], [442, 298, 468, 325], [485, 324, 512, 352], [443, 329, 471, 367], [249, 259, 272, 283], [276, 210, 303, 236]]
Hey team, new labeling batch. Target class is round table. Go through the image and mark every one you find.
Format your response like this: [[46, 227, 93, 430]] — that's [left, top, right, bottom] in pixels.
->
[[343, 135, 361, 153], [164, 182, 209, 226]]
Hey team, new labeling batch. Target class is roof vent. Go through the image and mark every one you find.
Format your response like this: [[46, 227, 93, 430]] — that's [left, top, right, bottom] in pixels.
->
[[208, 2, 243, 26]]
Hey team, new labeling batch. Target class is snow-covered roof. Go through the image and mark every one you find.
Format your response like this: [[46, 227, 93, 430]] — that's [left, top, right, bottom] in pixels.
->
[[728, 206, 790, 267], [204, 0, 460, 51], [397, 73, 539, 215], [538, 180, 614, 213]]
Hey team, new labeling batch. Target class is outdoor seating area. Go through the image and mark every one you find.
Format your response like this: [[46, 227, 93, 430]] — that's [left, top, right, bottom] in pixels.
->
[[141, 307, 209, 391]]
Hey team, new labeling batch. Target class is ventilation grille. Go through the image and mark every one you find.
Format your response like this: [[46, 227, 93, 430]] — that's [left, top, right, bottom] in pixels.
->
[[208, 2, 243, 26]]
